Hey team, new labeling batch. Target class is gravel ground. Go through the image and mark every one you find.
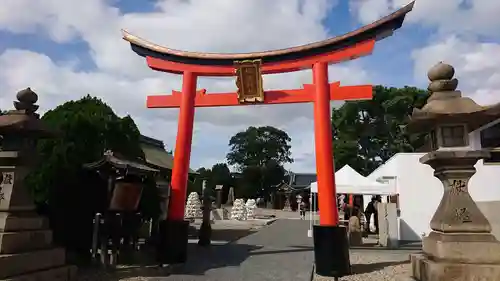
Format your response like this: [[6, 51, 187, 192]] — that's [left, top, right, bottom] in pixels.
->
[[313, 248, 419, 281]]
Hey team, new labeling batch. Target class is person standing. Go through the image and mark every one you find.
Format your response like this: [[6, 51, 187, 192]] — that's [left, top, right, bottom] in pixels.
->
[[299, 200, 306, 220], [364, 196, 376, 234], [338, 194, 346, 211], [373, 195, 381, 234]]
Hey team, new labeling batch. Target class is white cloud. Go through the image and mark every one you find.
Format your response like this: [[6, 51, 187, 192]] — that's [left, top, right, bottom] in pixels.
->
[[0, 0, 372, 171], [412, 36, 500, 105], [349, 0, 500, 108], [1, 0, 498, 172], [350, 0, 500, 37]]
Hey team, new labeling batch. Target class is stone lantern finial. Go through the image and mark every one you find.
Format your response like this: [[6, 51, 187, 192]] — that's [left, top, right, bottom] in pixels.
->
[[426, 62, 461, 102], [14, 87, 39, 114], [0, 87, 55, 140], [427, 61, 455, 81]]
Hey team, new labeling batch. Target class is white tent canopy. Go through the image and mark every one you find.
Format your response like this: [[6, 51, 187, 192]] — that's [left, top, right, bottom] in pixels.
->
[[310, 165, 396, 195]]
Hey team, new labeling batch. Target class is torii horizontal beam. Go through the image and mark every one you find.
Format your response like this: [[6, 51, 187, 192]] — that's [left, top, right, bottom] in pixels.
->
[[147, 82, 372, 108]]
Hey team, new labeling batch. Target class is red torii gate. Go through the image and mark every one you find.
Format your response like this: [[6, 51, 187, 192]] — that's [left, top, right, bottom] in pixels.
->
[[123, 2, 413, 276]]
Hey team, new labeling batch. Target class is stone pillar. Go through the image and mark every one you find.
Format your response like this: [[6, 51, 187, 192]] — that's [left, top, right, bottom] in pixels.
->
[[0, 88, 76, 280], [226, 186, 234, 206], [411, 151, 500, 281], [283, 195, 292, 211], [215, 185, 223, 209], [425, 152, 492, 234], [377, 203, 399, 248], [198, 182, 212, 246]]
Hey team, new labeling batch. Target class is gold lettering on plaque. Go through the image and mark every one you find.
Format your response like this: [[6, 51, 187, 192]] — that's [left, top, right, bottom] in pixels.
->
[[234, 59, 264, 103]]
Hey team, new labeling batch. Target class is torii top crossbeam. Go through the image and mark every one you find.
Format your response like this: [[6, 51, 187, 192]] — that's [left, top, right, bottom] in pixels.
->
[[122, 2, 414, 109], [123, 2, 414, 73]]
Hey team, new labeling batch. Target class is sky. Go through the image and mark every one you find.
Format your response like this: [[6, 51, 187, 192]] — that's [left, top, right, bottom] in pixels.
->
[[0, 0, 499, 173]]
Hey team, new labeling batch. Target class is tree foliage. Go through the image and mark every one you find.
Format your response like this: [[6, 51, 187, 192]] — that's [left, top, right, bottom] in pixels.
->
[[226, 126, 293, 170], [210, 163, 233, 188], [194, 162, 232, 189], [237, 160, 286, 199], [28, 95, 145, 203], [25, 95, 153, 261], [226, 126, 292, 198], [331, 85, 429, 175], [192, 163, 233, 201]]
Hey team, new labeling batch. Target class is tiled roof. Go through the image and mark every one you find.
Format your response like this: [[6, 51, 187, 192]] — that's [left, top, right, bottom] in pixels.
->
[[140, 135, 197, 174]]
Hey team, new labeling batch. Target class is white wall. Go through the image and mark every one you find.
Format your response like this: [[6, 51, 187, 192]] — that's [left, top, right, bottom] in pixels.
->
[[368, 153, 500, 241]]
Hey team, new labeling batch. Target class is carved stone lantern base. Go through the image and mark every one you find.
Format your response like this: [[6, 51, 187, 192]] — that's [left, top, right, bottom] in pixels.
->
[[0, 157, 77, 280], [411, 151, 500, 281]]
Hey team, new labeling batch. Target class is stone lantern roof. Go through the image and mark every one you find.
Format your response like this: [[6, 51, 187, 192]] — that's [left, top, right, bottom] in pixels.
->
[[408, 62, 500, 133], [0, 88, 55, 137]]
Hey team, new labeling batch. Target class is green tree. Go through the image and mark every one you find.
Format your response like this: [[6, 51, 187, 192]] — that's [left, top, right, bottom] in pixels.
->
[[193, 167, 213, 193], [27, 95, 150, 260], [331, 85, 429, 175], [192, 163, 233, 199], [227, 126, 292, 198], [236, 161, 285, 199], [210, 163, 232, 187], [227, 126, 293, 170], [28, 95, 145, 203]]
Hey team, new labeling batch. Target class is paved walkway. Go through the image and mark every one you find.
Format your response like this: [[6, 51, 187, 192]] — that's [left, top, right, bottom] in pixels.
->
[[162, 219, 314, 281], [77, 214, 420, 281], [77, 219, 314, 281]]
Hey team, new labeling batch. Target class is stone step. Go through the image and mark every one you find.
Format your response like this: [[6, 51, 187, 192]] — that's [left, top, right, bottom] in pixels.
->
[[0, 229, 53, 254], [0, 214, 48, 232], [3, 265, 77, 281], [0, 248, 66, 279]]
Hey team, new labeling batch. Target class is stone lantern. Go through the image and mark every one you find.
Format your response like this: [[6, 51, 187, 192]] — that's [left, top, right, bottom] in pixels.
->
[[409, 63, 500, 281], [0, 88, 76, 280]]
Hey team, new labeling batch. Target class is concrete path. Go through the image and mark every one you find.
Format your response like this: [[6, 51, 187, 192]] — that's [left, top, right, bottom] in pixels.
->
[[77, 219, 314, 281], [159, 219, 314, 281], [121, 220, 313, 281]]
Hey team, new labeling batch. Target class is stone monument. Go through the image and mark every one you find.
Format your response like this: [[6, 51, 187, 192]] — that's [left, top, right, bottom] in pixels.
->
[[283, 196, 292, 211], [0, 88, 76, 280], [226, 186, 234, 206], [212, 184, 228, 220], [215, 185, 223, 209], [409, 63, 500, 281]]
